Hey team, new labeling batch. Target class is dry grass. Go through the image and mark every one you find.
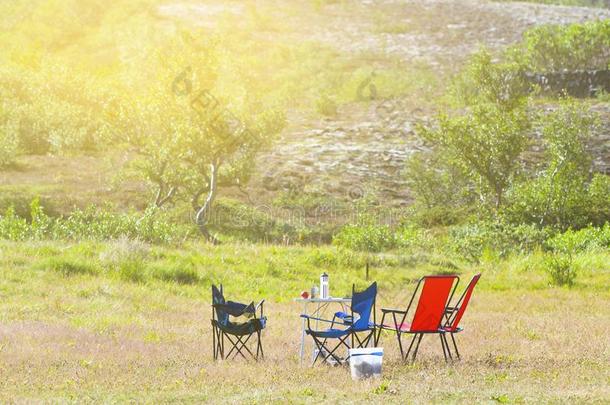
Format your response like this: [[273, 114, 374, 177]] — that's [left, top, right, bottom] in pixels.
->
[[0, 242, 608, 403]]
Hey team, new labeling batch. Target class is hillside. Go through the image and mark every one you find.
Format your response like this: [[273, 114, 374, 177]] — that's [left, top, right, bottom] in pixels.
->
[[1, 0, 608, 212]]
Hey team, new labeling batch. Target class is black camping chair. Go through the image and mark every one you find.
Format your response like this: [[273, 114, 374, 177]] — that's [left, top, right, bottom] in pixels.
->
[[211, 284, 266, 361]]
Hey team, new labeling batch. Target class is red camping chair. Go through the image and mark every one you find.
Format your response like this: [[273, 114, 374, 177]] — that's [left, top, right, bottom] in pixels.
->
[[376, 275, 459, 362], [442, 274, 481, 359]]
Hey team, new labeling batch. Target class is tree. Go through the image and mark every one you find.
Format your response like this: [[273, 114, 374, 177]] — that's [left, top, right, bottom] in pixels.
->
[[404, 150, 473, 209], [179, 103, 285, 243], [122, 33, 286, 242], [450, 48, 529, 111], [419, 104, 530, 210], [505, 99, 603, 229]]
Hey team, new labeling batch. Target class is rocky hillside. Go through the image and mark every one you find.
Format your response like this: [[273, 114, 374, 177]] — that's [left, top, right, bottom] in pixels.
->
[[248, 0, 610, 206]]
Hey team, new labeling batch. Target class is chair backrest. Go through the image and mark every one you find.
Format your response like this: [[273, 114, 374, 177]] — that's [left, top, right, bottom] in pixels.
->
[[351, 282, 377, 331], [410, 275, 458, 332], [212, 284, 229, 326], [446, 274, 481, 332]]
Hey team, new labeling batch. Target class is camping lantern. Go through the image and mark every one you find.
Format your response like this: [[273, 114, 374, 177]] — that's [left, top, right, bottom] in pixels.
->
[[320, 272, 329, 299]]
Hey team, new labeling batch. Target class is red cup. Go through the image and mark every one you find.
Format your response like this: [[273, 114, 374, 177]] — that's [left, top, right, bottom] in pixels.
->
[[300, 291, 309, 299]]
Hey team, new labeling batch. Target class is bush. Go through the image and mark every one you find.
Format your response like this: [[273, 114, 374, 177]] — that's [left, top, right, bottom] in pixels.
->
[[333, 224, 396, 253], [99, 236, 151, 265], [116, 259, 146, 283], [504, 101, 606, 229], [0, 207, 29, 241], [0, 200, 189, 244], [407, 205, 470, 228], [449, 221, 550, 262], [510, 20, 610, 72], [544, 253, 577, 287], [395, 225, 433, 250], [211, 198, 336, 244], [306, 249, 338, 268], [545, 224, 610, 253], [404, 151, 474, 215], [450, 48, 529, 109]]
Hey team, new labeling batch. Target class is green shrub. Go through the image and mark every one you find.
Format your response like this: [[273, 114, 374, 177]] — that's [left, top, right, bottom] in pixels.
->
[[510, 20, 610, 72], [0, 200, 188, 244], [504, 101, 606, 229], [30, 198, 53, 240], [407, 205, 470, 228], [544, 253, 577, 287], [116, 259, 146, 283], [306, 249, 338, 268], [211, 198, 336, 244], [99, 236, 151, 265], [0, 206, 29, 241], [545, 224, 610, 253], [333, 224, 396, 253], [449, 221, 550, 262], [404, 151, 475, 216], [450, 48, 529, 109], [395, 225, 433, 250]]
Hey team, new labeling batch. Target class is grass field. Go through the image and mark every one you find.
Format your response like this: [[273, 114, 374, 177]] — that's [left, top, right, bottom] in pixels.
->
[[0, 241, 608, 402]]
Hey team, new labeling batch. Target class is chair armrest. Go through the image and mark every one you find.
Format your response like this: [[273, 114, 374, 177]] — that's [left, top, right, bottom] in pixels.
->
[[213, 301, 256, 317], [256, 300, 265, 317], [300, 315, 338, 325], [381, 308, 408, 314]]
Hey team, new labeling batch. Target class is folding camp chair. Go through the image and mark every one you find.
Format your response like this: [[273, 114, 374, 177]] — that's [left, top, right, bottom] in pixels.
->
[[442, 274, 481, 359], [211, 284, 266, 361], [301, 282, 377, 366], [376, 275, 458, 362]]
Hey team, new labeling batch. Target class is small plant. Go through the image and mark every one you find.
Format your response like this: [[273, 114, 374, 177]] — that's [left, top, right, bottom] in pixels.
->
[[99, 236, 151, 265], [116, 259, 146, 283], [544, 253, 577, 287], [315, 93, 338, 117], [372, 379, 391, 395]]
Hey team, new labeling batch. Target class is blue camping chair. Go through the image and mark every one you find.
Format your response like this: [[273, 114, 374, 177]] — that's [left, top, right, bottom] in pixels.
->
[[301, 282, 377, 365], [212, 284, 266, 361]]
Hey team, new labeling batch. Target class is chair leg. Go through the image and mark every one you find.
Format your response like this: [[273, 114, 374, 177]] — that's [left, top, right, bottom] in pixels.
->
[[256, 330, 264, 360], [354, 331, 374, 348], [311, 335, 349, 366], [396, 331, 405, 359], [403, 333, 418, 362], [323, 335, 350, 365], [411, 333, 423, 363], [212, 325, 217, 360], [227, 334, 256, 360], [221, 331, 225, 359], [439, 334, 448, 362], [450, 333, 460, 360], [213, 326, 223, 360], [442, 334, 453, 361]]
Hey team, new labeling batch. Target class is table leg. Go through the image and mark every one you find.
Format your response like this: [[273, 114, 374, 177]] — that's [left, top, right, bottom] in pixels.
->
[[300, 302, 307, 363]]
